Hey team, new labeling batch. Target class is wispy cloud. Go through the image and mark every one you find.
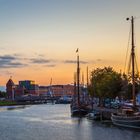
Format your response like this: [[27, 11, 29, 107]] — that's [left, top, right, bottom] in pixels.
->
[[45, 64, 56, 67], [0, 55, 26, 68], [0, 62, 26, 68], [64, 60, 77, 64], [30, 58, 52, 64], [96, 59, 102, 62], [64, 60, 88, 64], [0, 55, 15, 60]]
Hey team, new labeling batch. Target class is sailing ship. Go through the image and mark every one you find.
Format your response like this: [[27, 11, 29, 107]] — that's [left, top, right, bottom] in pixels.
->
[[71, 49, 89, 116], [111, 16, 140, 129]]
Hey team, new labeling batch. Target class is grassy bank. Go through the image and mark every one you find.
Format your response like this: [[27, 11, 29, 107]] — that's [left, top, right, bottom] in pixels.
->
[[0, 101, 17, 106]]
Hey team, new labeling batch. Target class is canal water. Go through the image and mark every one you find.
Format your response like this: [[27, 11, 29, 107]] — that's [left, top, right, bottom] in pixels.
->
[[0, 104, 139, 140]]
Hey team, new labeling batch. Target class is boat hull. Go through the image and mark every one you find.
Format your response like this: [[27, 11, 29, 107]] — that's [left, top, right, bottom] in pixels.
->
[[71, 106, 89, 117], [86, 111, 101, 120], [111, 114, 140, 129], [71, 109, 88, 116]]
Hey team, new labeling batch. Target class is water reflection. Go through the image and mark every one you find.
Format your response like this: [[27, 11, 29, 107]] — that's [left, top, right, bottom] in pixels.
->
[[0, 104, 139, 140], [0, 105, 29, 111]]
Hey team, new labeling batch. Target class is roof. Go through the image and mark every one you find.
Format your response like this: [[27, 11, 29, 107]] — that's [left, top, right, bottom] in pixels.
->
[[6, 78, 15, 86]]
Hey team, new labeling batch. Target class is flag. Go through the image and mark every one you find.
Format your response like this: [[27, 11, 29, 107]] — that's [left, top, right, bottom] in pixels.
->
[[76, 48, 78, 53]]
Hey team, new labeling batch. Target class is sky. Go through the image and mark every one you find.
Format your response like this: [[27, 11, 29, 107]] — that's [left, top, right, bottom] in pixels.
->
[[0, 0, 140, 86]]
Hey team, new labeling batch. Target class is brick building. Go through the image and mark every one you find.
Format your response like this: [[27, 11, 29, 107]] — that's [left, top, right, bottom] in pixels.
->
[[6, 79, 39, 99], [6, 78, 15, 99], [39, 84, 74, 97], [6, 78, 75, 99]]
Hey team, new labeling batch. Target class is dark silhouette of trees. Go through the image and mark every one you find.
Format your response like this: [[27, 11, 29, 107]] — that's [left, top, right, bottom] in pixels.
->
[[0, 91, 6, 98], [88, 67, 140, 106]]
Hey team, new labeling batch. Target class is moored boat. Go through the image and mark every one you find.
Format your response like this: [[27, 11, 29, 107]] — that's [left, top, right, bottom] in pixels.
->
[[71, 49, 89, 116], [111, 108, 140, 129], [86, 110, 101, 120], [111, 16, 140, 129], [71, 106, 89, 116]]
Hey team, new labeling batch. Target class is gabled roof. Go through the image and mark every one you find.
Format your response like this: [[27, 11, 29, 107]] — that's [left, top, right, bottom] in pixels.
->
[[6, 78, 15, 86]]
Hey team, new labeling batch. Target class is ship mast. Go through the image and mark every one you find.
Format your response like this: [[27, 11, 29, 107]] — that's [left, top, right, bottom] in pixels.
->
[[87, 66, 89, 87], [74, 72, 77, 95], [127, 16, 136, 107], [76, 48, 80, 107]]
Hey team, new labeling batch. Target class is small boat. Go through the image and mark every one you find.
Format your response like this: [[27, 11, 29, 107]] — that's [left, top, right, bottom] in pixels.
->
[[111, 108, 140, 129], [71, 106, 89, 116], [111, 16, 140, 129], [86, 110, 101, 120]]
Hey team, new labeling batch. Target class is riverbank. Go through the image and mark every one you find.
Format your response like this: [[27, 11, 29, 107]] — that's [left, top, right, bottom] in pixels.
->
[[0, 100, 49, 106], [0, 101, 17, 106]]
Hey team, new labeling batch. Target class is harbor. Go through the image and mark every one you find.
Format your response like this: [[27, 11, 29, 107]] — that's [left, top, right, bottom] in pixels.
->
[[0, 104, 139, 140], [0, 1, 140, 139]]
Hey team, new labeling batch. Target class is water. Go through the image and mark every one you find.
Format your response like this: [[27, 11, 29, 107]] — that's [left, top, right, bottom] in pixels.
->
[[0, 104, 139, 140]]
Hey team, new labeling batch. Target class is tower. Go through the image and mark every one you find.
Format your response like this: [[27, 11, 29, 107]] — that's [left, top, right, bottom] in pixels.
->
[[6, 78, 15, 99]]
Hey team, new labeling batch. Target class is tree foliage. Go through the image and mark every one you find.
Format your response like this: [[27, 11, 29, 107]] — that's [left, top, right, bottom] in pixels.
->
[[88, 66, 140, 104], [89, 67, 123, 99], [0, 91, 6, 98]]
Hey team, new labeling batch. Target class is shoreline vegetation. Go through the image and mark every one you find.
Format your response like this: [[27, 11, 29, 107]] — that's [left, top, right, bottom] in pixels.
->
[[0, 101, 17, 106], [0, 101, 40, 106], [0, 100, 53, 106]]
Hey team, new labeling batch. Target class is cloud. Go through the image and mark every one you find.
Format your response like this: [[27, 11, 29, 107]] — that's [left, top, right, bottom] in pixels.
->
[[0, 62, 26, 68], [80, 61, 88, 64], [64, 60, 77, 64], [30, 58, 52, 64], [0, 55, 26, 68], [8, 62, 27, 67], [96, 59, 102, 62], [46, 64, 56, 67], [64, 60, 88, 64], [0, 55, 15, 60]]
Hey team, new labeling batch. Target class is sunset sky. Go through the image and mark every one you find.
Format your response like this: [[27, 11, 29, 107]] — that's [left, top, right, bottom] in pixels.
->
[[0, 0, 140, 86]]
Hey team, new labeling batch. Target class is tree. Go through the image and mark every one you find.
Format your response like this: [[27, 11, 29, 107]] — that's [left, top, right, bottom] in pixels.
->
[[121, 72, 140, 100], [0, 91, 7, 98], [88, 67, 123, 106]]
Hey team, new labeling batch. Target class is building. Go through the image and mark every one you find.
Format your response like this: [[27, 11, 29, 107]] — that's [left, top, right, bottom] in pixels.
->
[[6, 79, 39, 99], [39, 84, 75, 97], [6, 78, 15, 99], [18, 80, 39, 95], [6, 78, 75, 99]]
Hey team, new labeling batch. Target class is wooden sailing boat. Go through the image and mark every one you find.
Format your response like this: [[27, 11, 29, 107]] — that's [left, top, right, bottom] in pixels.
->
[[111, 16, 140, 129], [71, 49, 89, 116]]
